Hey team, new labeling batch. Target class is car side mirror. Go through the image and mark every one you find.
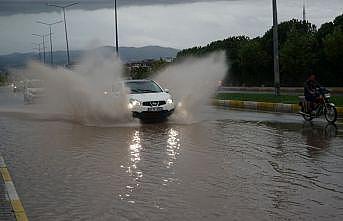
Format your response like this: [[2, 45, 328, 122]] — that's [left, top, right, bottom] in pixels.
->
[[165, 88, 170, 93]]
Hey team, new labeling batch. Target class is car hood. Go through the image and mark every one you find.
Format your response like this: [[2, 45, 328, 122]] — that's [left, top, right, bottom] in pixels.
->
[[128, 92, 171, 102]]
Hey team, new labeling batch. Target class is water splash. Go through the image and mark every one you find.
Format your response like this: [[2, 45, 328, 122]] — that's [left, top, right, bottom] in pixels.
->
[[24, 52, 129, 125], [154, 52, 227, 123]]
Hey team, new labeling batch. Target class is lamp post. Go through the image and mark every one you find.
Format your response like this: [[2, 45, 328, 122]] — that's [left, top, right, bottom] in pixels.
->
[[272, 0, 280, 96], [114, 0, 119, 55], [36, 20, 63, 65], [32, 33, 49, 64], [47, 2, 79, 66]]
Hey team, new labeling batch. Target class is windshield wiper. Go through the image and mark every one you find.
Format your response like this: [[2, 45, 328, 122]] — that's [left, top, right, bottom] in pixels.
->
[[130, 89, 141, 93], [130, 89, 159, 93]]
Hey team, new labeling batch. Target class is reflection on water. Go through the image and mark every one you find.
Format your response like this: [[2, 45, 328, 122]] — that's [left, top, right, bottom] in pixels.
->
[[120, 130, 143, 204], [120, 127, 181, 204], [165, 128, 180, 169], [301, 123, 338, 151], [162, 128, 181, 187]]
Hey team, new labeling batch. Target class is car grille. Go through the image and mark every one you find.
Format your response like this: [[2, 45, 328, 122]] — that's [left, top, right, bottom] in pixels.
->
[[142, 101, 166, 106]]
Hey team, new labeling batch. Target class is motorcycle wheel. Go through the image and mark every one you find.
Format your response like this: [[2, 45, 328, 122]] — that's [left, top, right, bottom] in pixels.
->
[[325, 104, 337, 123]]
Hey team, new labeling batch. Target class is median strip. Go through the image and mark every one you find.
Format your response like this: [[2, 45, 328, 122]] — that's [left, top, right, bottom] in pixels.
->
[[214, 99, 343, 117], [0, 155, 29, 221]]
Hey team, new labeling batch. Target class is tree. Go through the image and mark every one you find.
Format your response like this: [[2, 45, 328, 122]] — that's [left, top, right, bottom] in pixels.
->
[[333, 14, 343, 28], [0, 71, 9, 86], [280, 29, 318, 86], [176, 14, 343, 87], [261, 19, 317, 55], [238, 38, 272, 86], [317, 22, 334, 40], [323, 29, 343, 85]]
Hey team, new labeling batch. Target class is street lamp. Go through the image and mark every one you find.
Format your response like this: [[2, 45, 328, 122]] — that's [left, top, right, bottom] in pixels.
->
[[114, 0, 119, 55], [47, 2, 79, 66], [272, 0, 280, 96], [36, 20, 63, 65], [32, 33, 50, 64]]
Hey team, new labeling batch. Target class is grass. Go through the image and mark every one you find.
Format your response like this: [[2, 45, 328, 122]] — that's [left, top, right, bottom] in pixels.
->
[[216, 93, 343, 107]]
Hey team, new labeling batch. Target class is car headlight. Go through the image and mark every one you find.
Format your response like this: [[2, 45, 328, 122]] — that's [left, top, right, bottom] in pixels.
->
[[128, 99, 141, 109], [167, 98, 173, 104]]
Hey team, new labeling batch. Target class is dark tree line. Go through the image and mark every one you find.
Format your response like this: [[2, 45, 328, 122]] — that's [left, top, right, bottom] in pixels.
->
[[177, 14, 343, 87], [0, 70, 9, 86]]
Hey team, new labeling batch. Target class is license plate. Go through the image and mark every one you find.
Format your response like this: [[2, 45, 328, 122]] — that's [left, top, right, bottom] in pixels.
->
[[147, 107, 163, 112]]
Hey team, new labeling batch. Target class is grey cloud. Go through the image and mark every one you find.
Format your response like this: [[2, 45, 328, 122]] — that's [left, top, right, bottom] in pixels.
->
[[0, 0, 238, 16]]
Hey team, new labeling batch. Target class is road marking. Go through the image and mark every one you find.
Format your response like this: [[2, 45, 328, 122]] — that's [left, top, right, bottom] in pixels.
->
[[1, 167, 12, 182], [0, 154, 29, 221], [5, 182, 20, 200]]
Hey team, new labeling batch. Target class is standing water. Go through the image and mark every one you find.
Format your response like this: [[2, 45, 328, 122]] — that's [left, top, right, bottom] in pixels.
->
[[0, 52, 342, 221]]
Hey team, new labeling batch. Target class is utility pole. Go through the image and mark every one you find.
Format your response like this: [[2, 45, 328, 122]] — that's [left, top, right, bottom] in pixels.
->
[[114, 0, 119, 56], [302, 0, 306, 22], [32, 43, 42, 62], [37, 20, 63, 65], [47, 2, 79, 66], [42, 35, 46, 64], [32, 33, 49, 64], [33, 47, 40, 60], [272, 0, 280, 96], [38, 43, 42, 61]]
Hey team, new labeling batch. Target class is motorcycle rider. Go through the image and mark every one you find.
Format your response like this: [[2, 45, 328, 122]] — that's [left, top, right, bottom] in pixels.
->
[[304, 73, 321, 114]]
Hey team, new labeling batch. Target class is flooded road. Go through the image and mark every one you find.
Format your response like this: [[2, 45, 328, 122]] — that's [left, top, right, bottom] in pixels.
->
[[1, 87, 343, 220]]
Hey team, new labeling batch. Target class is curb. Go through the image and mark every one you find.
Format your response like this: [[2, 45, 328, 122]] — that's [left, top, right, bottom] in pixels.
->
[[214, 99, 343, 117], [218, 87, 343, 95], [0, 155, 29, 221]]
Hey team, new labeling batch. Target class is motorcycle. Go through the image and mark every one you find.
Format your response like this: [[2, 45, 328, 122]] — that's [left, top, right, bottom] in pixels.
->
[[299, 87, 337, 123]]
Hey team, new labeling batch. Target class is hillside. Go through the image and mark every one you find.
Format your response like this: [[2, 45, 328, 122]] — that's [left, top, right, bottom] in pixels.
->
[[0, 46, 179, 70]]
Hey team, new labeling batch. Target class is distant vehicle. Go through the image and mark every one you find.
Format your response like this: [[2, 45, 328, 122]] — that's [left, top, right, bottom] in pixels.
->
[[299, 87, 337, 123], [124, 79, 175, 121], [24, 79, 45, 104]]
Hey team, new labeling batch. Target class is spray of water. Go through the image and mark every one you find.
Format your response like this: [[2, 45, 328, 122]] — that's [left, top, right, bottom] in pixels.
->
[[18, 51, 227, 125], [24, 52, 129, 125], [154, 51, 227, 123]]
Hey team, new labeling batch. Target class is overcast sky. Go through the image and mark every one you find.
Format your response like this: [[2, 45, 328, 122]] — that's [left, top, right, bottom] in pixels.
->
[[0, 0, 342, 55]]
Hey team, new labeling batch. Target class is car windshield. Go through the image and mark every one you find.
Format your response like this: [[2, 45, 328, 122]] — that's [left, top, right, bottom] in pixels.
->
[[125, 81, 163, 94]]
